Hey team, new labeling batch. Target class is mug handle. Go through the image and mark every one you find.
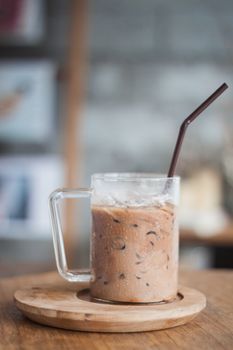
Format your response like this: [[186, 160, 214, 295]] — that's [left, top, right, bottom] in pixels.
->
[[49, 188, 92, 282]]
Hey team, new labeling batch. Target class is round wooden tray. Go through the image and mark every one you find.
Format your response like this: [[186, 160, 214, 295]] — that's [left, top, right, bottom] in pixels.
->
[[14, 283, 206, 333]]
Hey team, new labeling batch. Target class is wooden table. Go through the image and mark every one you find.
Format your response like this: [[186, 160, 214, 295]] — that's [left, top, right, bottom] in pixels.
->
[[0, 270, 233, 350]]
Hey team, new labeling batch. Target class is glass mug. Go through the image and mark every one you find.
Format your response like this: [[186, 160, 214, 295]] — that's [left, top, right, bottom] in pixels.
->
[[49, 173, 180, 303]]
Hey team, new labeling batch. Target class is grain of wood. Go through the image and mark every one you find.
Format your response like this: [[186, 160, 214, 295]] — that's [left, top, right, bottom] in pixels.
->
[[14, 283, 206, 333], [0, 270, 233, 349]]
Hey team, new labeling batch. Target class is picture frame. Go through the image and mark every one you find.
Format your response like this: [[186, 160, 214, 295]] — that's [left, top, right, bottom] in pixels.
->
[[0, 0, 45, 45], [0, 156, 64, 239], [0, 60, 56, 144]]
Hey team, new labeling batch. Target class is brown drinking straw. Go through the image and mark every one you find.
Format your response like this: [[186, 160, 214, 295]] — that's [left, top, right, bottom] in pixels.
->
[[167, 83, 228, 178]]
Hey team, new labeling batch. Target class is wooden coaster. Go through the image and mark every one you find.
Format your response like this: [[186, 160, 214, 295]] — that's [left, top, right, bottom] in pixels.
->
[[14, 283, 206, 333]]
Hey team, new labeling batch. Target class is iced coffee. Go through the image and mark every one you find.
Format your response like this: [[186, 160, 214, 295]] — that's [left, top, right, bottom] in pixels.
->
[[91, 201, 178, 303]]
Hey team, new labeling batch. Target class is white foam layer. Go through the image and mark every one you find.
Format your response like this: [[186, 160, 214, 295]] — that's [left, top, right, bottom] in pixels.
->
[[92, 192, 173, 207]]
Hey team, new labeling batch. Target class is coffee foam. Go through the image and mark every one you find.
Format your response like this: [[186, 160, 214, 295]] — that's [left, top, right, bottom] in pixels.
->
[[92, 192, 173, 208]]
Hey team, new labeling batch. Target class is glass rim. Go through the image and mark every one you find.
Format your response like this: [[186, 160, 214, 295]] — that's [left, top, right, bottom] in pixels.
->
[[92, 173, 180, 182]]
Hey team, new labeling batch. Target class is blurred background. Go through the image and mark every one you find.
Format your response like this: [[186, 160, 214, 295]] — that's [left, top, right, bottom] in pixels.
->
[[0, 0, 233, 277]]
